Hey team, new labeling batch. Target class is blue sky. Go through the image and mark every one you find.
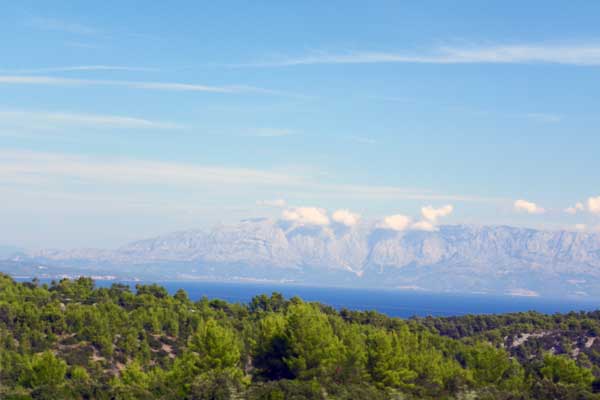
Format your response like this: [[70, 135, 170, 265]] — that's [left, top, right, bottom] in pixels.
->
[[1, 1, 600, 248]]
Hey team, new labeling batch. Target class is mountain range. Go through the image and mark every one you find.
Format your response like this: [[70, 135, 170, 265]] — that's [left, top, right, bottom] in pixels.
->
[[4, 219, 600, 298]]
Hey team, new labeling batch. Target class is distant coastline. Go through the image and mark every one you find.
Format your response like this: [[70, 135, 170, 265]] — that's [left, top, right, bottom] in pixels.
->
[[13, 276, 600, 318]]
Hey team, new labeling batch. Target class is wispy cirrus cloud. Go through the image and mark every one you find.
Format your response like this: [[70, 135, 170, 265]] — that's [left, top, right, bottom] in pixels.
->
[[257, 199, 287, 208], [64, 41, 100, 49], [309, 183, 498, 203], [25, 16, 166, 44], [0, 66, 160, 74], [242, 43, 600, 67], [0, 150, 297, 187], [250, 128, 294, 137], [525, 113, 563, 123], [0, 75, 292, 95], [0, 109, 181, 132], [350, 136, 376, 145], [0, 150, 499, 204], [26, 16, 99, 35]]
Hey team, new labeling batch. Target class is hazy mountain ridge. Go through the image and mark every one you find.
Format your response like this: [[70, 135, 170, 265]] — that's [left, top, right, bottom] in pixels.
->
[[10, 220, 600, 297]]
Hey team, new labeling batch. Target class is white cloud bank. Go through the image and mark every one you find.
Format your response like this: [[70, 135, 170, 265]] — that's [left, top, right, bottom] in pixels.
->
[[563, 196, 600, 216], [332, 209, 361, 226], [565, 202, 585, 215], [271, 196, 600, 230], [411, 220, 437, 232], [421, 205, 454, 222], [378, 214, 412, 231], [277, 205, 453, 232], [514, 199, 545, 214], [411, 204, 454, 231], [589, 196, 600, 215], [282, 207, 330, 226]]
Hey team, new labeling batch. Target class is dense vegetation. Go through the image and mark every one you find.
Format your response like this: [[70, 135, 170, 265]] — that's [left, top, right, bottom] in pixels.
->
[[0, 274, 599, 399]]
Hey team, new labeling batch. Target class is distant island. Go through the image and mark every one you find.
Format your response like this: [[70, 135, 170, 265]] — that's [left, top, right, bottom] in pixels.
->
[[3, 220, 600, 299], [0, 274, 599, 399]]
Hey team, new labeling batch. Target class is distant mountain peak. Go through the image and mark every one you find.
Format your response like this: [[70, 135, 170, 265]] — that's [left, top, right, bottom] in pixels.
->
[[12, 220, 600, 298]]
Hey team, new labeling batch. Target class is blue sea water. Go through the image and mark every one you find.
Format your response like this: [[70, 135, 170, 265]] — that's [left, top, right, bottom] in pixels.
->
[[69, 280, 600, 318]]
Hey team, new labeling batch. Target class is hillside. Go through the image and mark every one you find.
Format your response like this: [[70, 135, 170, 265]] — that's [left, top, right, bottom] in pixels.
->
[[1, 274, 600, 399]]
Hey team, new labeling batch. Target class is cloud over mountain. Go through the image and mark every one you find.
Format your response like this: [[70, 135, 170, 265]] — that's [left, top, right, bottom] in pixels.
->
[[281, 207, 330, 226], [412, 204, 454, 231], [566, 202, 586, 215], [411, 220, 438, 232], [514, 199, 545, 214], [332, 209, 361, 226], [589, 196, 600, 215], [378, 214, 412, 231], [421, 205, 454, 221]]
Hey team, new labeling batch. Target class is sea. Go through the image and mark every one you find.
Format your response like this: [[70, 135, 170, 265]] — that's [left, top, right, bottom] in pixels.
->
[[16, 278, 600, 318]]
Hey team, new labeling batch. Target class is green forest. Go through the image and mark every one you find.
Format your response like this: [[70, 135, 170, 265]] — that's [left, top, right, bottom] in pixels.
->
[[1, 273, 600, 399]]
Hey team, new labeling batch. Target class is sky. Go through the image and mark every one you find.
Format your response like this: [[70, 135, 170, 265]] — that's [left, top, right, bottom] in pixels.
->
[[1, 1, 600, 248]]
